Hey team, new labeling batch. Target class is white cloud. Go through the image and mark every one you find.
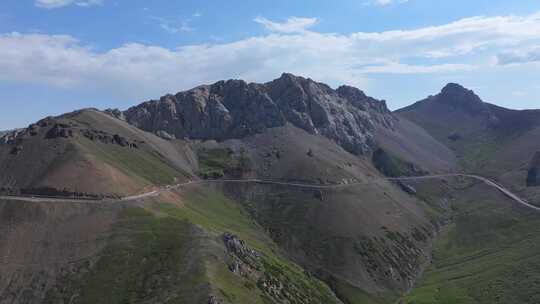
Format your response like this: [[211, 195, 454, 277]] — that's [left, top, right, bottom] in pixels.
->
[[367, 0, 409, 6], [35, 0, 103, 9], [358, 62, 474, 74], [1, 11, 540, 101], [151, 17, 194, 34], [497, 46, 540, 65], [254, 16, 318, 33]]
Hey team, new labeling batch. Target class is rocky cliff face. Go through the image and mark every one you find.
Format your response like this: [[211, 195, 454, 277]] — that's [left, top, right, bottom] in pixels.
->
[[124, 73, 396, 155]]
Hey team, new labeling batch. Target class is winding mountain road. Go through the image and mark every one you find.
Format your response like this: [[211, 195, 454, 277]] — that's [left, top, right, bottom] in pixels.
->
[[1, 174, 538, 212]]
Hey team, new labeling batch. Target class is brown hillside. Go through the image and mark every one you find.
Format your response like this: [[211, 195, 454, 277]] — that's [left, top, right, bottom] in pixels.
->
[[0, 109, 197, 197]]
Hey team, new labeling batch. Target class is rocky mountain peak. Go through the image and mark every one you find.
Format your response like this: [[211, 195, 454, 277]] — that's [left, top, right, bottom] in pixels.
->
[[440, 82, 468, 94], [124, 73, 397, 155], [437, 83, 486, 115], [337, 85, 368, 101]]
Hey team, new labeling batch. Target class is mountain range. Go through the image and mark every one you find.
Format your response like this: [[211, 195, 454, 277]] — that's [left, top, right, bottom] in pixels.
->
[[1, 73, 539, 304]]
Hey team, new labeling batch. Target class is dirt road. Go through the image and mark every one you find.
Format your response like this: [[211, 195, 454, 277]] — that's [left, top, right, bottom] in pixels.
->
[[1, 174, 537, 212]]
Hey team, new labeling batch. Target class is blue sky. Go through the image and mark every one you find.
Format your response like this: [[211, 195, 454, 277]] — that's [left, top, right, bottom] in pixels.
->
[[1, 0, 540, 129]]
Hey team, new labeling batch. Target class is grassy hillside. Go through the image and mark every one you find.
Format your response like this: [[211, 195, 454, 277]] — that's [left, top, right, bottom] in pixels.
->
[[0, 109, 196, 196], [396, 87, 540, 206], [0, 117, 441, 304], [184, 125, 442, 302], [0, 177, 437, 304], [16, 185, 341, 304], [0, 199, 120, 303], [194, 125, 382, 184], [404, 178, 540, 304], [216, 180, 435, 303], [8, 103, 539, 303]]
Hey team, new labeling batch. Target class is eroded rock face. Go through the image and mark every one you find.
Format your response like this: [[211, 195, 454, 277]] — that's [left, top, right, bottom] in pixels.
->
[[1, 115, 139, 150], [104, 108, 126, 121], [46, 123, 74, 139], [527, 152, 540, 187], [1, 129, 24, 144], [124, 73, 396, 155], [156, 130, 176, 140]]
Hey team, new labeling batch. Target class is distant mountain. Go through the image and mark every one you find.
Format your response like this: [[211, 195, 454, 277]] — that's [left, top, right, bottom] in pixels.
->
[[397, 83, 540, 199], [124, 73, 456, 173], [124, 73, 395, 156], [398, 83, 540, 140]]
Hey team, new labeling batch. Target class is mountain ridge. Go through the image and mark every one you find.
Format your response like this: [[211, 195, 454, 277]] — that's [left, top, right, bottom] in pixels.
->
[[2, 73, 540, 304], [123, 73, 396, 156]]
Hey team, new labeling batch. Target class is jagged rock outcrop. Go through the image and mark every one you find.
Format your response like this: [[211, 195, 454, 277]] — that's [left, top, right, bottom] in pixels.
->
[[46, 123, 74, 139], [207, 296, 222, 304], [156, 130, 176, 140], [527, 152, 540, 187], [1, 115, 139, 149], [223, 232, 260, 261], [124, 73, 396, 155], [104, 108, 126, 121], [82, 129, 139, 148], [1, 128, 26, 144], [220, 232, 338, 304]]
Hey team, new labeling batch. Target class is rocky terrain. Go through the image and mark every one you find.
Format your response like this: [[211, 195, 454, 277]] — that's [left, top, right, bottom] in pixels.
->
[[124, 73, 396, 156]]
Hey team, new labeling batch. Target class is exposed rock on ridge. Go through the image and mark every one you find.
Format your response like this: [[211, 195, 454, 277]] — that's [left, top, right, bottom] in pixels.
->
[[1, 114, 140, 150], [124, 73, 396, 155]]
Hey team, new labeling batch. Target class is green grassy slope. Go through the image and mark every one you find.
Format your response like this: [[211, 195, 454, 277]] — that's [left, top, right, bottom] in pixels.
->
[[40, 185, 342, 304], [218, 181, 435, 304], [396, 92, 540, 205], [190, 125, 439, 303], [0, 199, 120, 304], [45, 207, 211, 304], [154, 186, 342, 304], [405, 179, 540, 304]]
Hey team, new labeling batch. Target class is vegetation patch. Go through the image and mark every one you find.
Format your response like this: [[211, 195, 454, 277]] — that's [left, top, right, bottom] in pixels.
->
[[78, 137, 185, 185], [197, 147, 252, 179], [405, 182, 540, 304], [372, 148, 426, 177], [45, 207, 209, 304], [152, 186, 341, 303]]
